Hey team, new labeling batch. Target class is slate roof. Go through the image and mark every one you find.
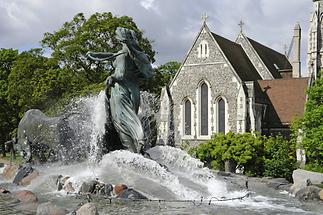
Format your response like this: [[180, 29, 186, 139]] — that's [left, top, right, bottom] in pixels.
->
[[211, 33, 261, 81], [257, 78, 309, 126], [247, 37, 292, 78]]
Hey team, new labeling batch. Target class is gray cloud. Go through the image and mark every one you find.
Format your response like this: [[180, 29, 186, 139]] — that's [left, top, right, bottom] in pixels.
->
[[0, 0, 312, 74]]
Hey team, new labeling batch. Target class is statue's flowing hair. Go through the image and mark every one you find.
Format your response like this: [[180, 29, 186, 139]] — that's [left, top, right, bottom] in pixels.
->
[[116, 27, 152, 78]]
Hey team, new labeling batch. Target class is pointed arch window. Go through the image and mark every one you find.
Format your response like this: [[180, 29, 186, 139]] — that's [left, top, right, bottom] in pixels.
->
[[184, 99, 192, 135], [200, 83, 208, 135], [218, 98, 225, 133]]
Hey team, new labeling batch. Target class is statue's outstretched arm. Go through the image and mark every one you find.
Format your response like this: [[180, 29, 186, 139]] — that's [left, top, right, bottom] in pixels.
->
[[86, 52, 116, 61]]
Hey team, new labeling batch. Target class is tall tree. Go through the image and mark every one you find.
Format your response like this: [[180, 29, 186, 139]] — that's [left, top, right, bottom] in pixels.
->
[[0, 49, 19, 154], [140, 61, 180, 95], [41, 12, 155, 84], [295, 76, 323, 171], [7, 49, 78, 116]]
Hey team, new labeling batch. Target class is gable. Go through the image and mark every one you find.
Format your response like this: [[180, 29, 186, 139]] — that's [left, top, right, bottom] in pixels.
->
[[184, 25, 227, 65], [236, 33, 275, 80], [211, 33, 261, 81]]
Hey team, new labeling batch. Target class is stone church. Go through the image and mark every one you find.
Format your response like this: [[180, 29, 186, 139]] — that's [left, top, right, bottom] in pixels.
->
[[157, 2, 323, 146]]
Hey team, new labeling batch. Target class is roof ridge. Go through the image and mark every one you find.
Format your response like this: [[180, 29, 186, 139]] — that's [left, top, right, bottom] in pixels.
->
[[247, 36, 286, 58]]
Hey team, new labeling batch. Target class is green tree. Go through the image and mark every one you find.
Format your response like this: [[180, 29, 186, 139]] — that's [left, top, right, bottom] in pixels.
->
[[294, 76, 323, 171], [140, 61, 180, 95], [0, 49, 19, 155], [41, 12, 155, 85], [263, 135, 296, 181], [7, 49, 80, 116], [190, 132, 263, 175]]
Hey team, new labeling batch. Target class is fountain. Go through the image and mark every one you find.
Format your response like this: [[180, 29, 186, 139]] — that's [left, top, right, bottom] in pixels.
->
[[1, 27, 322, 215]]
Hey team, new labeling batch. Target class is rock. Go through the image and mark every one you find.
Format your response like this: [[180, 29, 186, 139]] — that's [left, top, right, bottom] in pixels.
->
[[20, 169, 39, 186], [13, 164, 34, 184], [63, 182, 75, 193], [2, 164, 19, 180], [0, 163, 4, 168], [319, 189, 323, 201], [113, 184, 128, 195], [56, 175, 64, 191], [14, 190, 38, 203], [97, 183, 113, 196], [292, 169, 323, 185], [295, 186, 321, 201], [76, 203, 99, 215], [262, 177, 290, 190], [79, 180, 98, 194], [36, 202, 66, 215], [0, 187, 10, 194], [117, 188, 148, 200]]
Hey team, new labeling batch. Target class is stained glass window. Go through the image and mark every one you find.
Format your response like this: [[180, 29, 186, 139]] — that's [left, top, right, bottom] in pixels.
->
[[218, 98, 225, 133], [201, 83, 208, 135], [184, 100, 191, 135]]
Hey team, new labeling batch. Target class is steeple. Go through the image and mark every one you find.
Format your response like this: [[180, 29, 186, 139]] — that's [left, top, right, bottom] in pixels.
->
[[292, 22, 301, 78]]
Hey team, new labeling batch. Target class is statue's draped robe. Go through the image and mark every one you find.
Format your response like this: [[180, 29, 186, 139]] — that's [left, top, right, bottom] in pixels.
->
[[110, 45, 152, 152]]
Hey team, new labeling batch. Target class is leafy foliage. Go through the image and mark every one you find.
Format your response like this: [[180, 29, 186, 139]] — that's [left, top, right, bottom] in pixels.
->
[[263, 135, 296, 181], [293, 76, 323, 171], [140, 61, 180, 95], [0, 49, 19, 151], [189, 132, 263, 175], [189, 132, 297, 180]]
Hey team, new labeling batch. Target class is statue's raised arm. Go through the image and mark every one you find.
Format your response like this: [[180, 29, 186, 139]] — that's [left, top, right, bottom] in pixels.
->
[[86, 51, 126, 62]]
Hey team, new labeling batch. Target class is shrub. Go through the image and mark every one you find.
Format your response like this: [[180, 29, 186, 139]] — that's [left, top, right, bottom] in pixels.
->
[[189, 132, 263, 175], [189, 132, 297, 180], [263, 135, 297, 181]]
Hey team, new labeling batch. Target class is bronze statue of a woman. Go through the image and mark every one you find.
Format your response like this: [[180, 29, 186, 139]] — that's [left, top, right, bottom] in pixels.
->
[[87, 27, 153, 154]]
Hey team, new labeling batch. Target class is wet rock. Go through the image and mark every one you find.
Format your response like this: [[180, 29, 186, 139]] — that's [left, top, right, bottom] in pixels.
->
[[79, 180, 98, 194], [261, 177, 290, 190], [13, 164, 34, 185], [56, 175, 75, 193], [113, 184, 128, 195], [56, 175, 64, 191], [96, 183, 113, 196], [14, 190, 38, 203], [0, 187, 10, 194], [117, 188, 148, 200], [76, 203, 99, 215], [292, 169, 323, 185], [36, 202, 67, 215], [2, 164, 19, 180], [319, 189, 323, 201], [20, 169, 39, 186], [295, 186, 321, 201], [63, 181, 75, 193]]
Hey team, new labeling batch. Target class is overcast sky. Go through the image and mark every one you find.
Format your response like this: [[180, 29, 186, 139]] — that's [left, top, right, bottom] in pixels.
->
[[0, 0, 313, 74]]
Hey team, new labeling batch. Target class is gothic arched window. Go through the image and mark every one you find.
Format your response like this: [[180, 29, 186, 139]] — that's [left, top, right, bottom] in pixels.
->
[[218, 98, 225, 133], [184, 99, 191, 135], [200, 83, 208, 135]]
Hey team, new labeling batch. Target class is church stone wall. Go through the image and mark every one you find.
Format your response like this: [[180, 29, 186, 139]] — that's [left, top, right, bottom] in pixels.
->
[[169, 28, 241, 146]]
